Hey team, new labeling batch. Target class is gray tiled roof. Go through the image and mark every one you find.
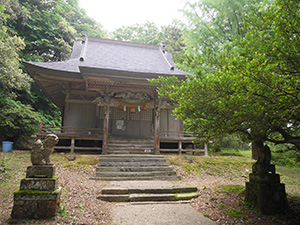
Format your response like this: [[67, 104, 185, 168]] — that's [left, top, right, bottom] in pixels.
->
[[25, 37, 189, 77]]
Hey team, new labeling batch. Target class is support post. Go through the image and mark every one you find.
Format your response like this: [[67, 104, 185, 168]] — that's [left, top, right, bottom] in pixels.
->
[[154, 99, 160, 155], [70, 138, 75, 154], [102, 106, 109, 155], [38, 119, 43, 136], [204, 143, 208, 156], [178, 141, 182, 155]]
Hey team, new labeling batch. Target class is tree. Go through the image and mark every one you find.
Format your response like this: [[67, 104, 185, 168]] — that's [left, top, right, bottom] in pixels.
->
[[0, 2, 31, 96], [152, 0, 300, 151], [0, 0, 108, 146], [112, 21, 163, 45], [0, 94, 39, 146], [161, 20, 185, 59], [0, 3, 39, 146], [179, 0, 263, 74], [6, 0, 108, 62]]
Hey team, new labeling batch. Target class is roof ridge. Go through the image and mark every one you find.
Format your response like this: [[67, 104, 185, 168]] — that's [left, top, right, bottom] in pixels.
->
[[79, 36, 88, 61], [87, 37, 159, 49]]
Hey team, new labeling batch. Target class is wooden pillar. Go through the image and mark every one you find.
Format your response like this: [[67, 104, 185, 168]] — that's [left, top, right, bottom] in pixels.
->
[[154, 99, 160, 154], [178, 141, 182, 155], [102, 105, 109, 155], [70, 138, 75, 154], [179, 119, 184, 137], [204, 143, 208, 156], [63, 90, 70, 127], [38, 119, 43, 136], [178, 119, 184, 155]]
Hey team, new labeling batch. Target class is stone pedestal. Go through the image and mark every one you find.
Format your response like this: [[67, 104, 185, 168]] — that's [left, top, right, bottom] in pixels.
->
[[245, 164, 289, 214], [11, 165, 61, 219]]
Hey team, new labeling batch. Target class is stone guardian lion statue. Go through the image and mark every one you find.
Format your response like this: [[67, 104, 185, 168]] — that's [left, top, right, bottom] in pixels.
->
[[31, 134, 59, 165]]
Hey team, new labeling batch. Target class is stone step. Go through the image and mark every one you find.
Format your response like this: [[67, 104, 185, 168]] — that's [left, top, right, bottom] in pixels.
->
[[96, 171, 177, 177], [97, 186, 199, 202], [95, 154, 178, 181], [107, 151, 154, 154], [100, 154, 165, 158], [130, 193, 176, 202], [99, 157, 166, 162], [97, 162, 170, 167], [97, 166, 174, 172], [101, 186, 198, 195], [91, 176, 180, 181], [175, 192, 201, 201]]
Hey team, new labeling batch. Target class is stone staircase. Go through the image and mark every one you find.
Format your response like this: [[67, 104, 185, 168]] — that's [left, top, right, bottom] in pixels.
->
[[98, 186, 200, 202], [92, 154, 180, 181], [107, 138, 154, 154]]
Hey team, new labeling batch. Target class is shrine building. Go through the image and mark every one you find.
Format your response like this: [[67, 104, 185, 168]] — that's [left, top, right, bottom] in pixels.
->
[[24, 36, 201, 154]]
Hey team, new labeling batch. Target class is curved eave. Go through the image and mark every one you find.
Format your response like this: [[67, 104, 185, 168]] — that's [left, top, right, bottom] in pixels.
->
[[79, 66, 189, 81], [23, 61, 82, 80]]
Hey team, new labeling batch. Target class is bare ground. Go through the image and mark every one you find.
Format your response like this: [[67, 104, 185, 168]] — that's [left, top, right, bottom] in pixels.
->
[[1, 151, 300, 224]]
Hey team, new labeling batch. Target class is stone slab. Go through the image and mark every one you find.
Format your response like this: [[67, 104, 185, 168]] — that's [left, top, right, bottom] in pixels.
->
[[26, 165, 55, 178], [20, 178, 57, 191]]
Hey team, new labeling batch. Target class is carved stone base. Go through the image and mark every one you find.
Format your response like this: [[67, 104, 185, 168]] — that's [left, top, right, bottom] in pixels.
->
[[245, 170, 289, 214], [20, 178, 58, 191], [11, 189, 61, 219], [11, 165, 61, 219], [249, 173, 280, 184], [26, 165, 55, 178]]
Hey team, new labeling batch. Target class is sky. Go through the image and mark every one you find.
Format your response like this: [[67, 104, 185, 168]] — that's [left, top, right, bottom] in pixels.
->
[[78, 0, 187, 32]]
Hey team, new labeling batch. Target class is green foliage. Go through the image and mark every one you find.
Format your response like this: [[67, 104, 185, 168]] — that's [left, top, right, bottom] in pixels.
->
[[0, 94, 39, 147], [161, 20, 185, 59], [17, 83, 61, 126], [270, 144, 300, 168], [5, 0, 108, 62], [112, 21, 163, 45], [112, 20, 185, 58], [0, 0, 110, 133], [0, 3, 31, 96]]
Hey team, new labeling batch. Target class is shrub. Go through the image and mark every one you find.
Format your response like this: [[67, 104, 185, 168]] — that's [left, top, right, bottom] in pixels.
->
[[0, 94, 39, 148]]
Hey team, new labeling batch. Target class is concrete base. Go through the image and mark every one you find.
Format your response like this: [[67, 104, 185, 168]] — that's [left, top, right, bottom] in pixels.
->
[[245, 181, 289, 214]]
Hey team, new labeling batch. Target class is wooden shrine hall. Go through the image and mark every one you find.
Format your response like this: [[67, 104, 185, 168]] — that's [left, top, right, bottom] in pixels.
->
[[24, 36, 206, 154]]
